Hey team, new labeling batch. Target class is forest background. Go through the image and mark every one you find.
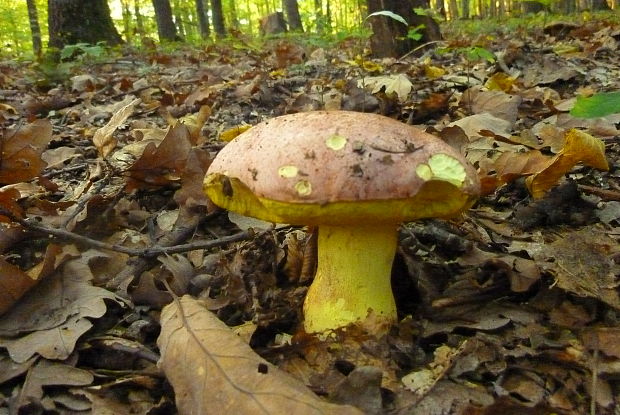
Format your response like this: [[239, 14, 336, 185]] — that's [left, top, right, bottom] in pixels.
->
[[2, 0, 618, 61]]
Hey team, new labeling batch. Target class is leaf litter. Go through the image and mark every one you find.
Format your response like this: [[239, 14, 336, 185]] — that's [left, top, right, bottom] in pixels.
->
[[0, 19, 619, 414]]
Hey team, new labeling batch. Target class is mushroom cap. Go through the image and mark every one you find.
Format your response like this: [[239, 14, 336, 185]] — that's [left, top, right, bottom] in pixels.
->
[[204, 111, 480, 226]]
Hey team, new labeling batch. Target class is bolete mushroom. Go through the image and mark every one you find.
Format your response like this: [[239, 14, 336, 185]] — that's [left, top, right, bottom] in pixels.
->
[[204, 111, 480, 334]]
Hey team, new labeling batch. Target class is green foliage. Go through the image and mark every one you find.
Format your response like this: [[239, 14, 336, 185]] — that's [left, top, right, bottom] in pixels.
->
[[570, 92, 620, 119], [60, 42, 107, 62], [0, 0, 48, 58], [438, 45, 496, 63], [407, 25, 426, 41], [464, 46, 496, 63], [30, 59, 73, 87]]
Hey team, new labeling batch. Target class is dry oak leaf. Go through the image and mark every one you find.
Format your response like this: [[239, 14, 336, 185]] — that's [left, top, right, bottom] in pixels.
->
[[125, 123, 192, 192], [0, 244, 72, 317], [526, 129, 609, 198], [158, 296, 363, 415], [0, 119, 52, 184], [0, 249, 123, 362], [0, 187, 24, 221], [92, 97, 141, 158]]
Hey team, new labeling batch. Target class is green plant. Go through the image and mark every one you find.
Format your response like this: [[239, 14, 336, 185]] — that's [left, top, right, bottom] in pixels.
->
[[407, 24, 426, 41], [59, 42, 107, 62]]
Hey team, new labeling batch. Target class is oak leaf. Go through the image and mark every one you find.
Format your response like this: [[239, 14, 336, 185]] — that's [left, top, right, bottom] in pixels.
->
[[0, 119, 52, 184], [158, 296, 363, 415]]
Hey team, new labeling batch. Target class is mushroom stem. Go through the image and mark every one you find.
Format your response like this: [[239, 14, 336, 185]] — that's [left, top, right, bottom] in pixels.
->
[[302, 224, 398, 334]]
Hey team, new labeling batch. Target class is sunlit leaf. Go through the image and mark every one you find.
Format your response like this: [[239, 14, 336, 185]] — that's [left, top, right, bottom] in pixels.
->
[[366, 11, 407, 26]]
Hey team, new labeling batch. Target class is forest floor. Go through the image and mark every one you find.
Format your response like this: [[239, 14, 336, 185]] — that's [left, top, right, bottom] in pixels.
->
[[0, 15, 619, 415]]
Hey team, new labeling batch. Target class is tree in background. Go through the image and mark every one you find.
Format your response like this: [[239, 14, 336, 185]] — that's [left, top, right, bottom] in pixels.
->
[[366, 0, 441, 58], [314, 0, 325, 33], [196, 0, 211, 39], [211, 0, 226, 38], [283, 0, 303, 31], [152, 0, 179, 41], [48, 0, 122, 51], [26, 0, 42, 57]]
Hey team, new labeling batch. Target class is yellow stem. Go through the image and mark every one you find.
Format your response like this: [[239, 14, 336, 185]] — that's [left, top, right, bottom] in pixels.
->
[[302, 224, 397, 334]]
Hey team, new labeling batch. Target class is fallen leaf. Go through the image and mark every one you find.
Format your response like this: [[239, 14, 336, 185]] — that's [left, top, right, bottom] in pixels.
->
[[0, 244, 70, 316], [526, 129, 609, 198], [219, 124, 252, 142], [361, 74, 413, 102], [173, 147, 212, 210], [19, 359, 93, 402], [461, 87, 522, 125], [157, 295, 363, 415], [0, 250, 123, 362], [484, 72, 517, 92], [92, 97, 140, 158], [0, 187, 24, 221], [0, 119, 52, 184], [535, 228, 620, 309], [125, 123, 192, 192], [448, 113, 512, 140]]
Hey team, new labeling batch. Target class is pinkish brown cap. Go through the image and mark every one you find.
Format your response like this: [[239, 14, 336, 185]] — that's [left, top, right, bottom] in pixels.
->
[[204, 111, 480, 225]]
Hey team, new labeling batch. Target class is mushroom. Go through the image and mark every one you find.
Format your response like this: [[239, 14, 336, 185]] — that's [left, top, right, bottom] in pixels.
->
[[204, 111, 480, 334]]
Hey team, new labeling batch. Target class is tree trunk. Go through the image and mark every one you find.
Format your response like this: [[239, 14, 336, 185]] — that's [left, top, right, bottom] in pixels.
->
[[366, 0, 441, 58], [48, 0, 122, 50], [449, 0, 459, 19], [314, 0, 325, 33], [120, 0, 132, 42], [489, 0, 497, 16], [229, 0, 240, 28], [135, 0, 145, 37], [283, 0, 304, 31], [522, 0, 545, 12], [172, 0, 185, 38], [196, 0, 210, 39], [26, 0, 42, 57], [211, 0, 226, 38], [325, 0, 332, 32], [152, 0, 179, 41], [462, 0, 470, 18], [592, 0, 610, 9]]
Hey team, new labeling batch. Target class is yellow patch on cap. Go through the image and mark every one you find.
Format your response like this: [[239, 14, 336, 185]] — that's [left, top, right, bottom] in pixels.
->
[[415, 154, 466, 187], [278, 165, 299, 178], [325, 134, 347, 151], [294, 180, 312, 196]]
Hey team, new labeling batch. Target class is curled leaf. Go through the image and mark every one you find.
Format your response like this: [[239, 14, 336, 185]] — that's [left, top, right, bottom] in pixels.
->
[[526, 129, 609, 198]]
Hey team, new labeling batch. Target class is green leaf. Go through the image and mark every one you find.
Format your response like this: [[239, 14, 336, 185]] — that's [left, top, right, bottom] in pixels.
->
[[465, 46, 496, 63], [571, 92, 620, 118], [366, 11, 408, 26], [407, 24, 426, 41]]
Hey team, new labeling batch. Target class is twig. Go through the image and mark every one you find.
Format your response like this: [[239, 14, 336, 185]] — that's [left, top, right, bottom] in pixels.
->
[[579, 184, 620, 202], [1, 209, 256, 258]]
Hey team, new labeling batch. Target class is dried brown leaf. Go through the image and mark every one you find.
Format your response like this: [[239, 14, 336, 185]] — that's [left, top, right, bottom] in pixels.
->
[[0, 244, 70, 316], [158, 295, 363, 415], [92, 97, 140, 158], [0, 119, 52, 184], [125, 123, 192, 192], [0, 187, 24, 221], [0, 250, 123, 362]]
